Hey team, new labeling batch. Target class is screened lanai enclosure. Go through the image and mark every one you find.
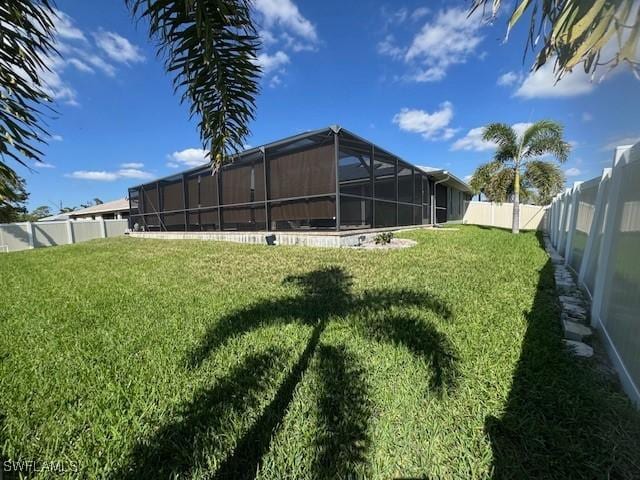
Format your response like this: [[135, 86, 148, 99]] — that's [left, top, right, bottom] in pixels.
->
[[128, 126, 472, 232]]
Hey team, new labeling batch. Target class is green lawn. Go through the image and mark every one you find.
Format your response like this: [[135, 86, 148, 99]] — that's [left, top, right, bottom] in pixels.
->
[[1, 226, 639, 479]]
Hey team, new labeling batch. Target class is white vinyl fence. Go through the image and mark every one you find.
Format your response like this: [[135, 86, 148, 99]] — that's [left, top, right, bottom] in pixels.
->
[[462, 201, 548, 230], [0, 219, 128, 253], [549, 142, 640, 406]]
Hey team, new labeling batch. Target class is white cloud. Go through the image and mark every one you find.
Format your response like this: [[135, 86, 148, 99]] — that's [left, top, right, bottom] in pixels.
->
[[66, 167, 153, 181], [582, 112, 593, 122], [254, 0, 318, 42], [565, 167, 582, 177], [255, 51, 290, 75], [36, 54, 79, 106], [67, 170, 119, 181], [83, 54, 117, 77], [269, 74, 283, 88], [51, 134, 63, 142], [381, 6, 430, 29], [34, 161, 55, 169], [33, 10, 140, 106], [451, 122, 533, 151], [451, 127, 494, 151], [603, 136, 640, 151], [392, 102, 456, 140], [398, 7, 484, 82], [167, 148, 209, 168], [67, 58, 94, 74], [377, 35, 404, 60], [515, 61, 595, 98], [52, 9, 86, 42], [116, 168, 153, 180], [497, 71, 520, 86], [252, 0, 319, 86], [120, 162, 144, 169], [411, 7, 430, 22], [93, 31, 145, 64]]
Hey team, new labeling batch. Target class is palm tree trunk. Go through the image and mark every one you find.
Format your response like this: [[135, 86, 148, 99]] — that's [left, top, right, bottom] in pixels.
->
[[512, 168, 520, 234]]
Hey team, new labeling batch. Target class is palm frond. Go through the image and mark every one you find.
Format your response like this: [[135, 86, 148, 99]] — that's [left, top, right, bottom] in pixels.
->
[[524, 159, 565, 204], [128, 0, 260, 167], [520, 120, 561, 147], [483, 123, 517, 149], [485, 167, 533, 204], [0, 0, 57, 181], [523, 121, 570, 163], [469, 0, 640, 80], [485, 167, 516, 203], [494, 144, 519, 165], [469, 160, 503, 194]]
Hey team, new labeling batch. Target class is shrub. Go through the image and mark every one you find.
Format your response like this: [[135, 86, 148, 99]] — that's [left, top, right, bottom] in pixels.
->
[[374, 232, 394, 245]]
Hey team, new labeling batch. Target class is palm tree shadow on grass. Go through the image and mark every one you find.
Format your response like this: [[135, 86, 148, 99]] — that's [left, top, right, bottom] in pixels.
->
[[313, 343, 372, 479], [486, 233, 640, 479], [116, 348, 289, 479], [117, 266, 458, 479]]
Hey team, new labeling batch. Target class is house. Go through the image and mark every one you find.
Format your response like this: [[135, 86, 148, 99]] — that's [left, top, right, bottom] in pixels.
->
[[39, 198, 130, 222], [127, 126, 472, 232]]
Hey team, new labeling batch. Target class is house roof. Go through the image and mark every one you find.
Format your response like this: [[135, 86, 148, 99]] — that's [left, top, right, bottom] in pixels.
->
[[416, 167, 473, 194], [38, 213, 70, 222], [128, 126, 472, 193], [68, 198, 129, 217]]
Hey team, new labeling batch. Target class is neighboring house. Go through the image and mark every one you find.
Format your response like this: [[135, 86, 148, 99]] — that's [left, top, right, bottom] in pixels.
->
[[127, 126, 472, 232], [38, 199, 130, 222]]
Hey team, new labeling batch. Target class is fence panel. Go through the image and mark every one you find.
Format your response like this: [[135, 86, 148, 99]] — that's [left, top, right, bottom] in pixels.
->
[[33, 222, 69, 248], [462, 201, 547, 230], [0, 219, 128, 253], [72, 221, 102, 243], [567, 179, 599, 272], [548, 143, 640, 406], [0, 223, 31, 252], [105, 219, 127, 237]]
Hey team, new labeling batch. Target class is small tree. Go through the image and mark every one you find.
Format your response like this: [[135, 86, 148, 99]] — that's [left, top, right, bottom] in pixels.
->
[[474, 121, 570, 234], [470, 159, 564, 206], [0, 175, 29, 223]]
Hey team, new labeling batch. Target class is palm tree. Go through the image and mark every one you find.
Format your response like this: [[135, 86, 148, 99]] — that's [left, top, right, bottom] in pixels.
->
[[470, 158, 565, 206], [470, 0, 640, 81], [1, 0, 260, 203], [471, 121, 570, 234]]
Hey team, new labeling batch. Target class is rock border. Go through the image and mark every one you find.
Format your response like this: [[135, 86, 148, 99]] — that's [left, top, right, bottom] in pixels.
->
[[542, 236, 594, 357], [351, 238, 417, 250]]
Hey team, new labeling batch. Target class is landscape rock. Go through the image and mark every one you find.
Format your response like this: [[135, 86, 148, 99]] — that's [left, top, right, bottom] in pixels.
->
[[564, 340, 594, 358], [562, 319, 593, 342]]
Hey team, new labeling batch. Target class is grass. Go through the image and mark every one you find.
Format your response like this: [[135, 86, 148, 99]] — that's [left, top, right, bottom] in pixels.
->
[[1, 226, 639, 479]]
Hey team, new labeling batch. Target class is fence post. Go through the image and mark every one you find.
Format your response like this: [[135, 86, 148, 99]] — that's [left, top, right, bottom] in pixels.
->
[[66, 220, 74, 245], [578, 168, 611, 289], [549, 197, 558, 239], [556, 189, 570, 252], [100, 218, 107, 238], [552, 193, 561, 247], [564, 181, 582, 265], [553, 194, 561, 246], [26, 222, 35, 249], [590, 146, 629, 327], [549, 199, 555, 242]]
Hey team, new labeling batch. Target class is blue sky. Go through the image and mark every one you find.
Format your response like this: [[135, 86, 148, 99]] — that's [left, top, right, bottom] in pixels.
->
[[20, 0, 640, 210]]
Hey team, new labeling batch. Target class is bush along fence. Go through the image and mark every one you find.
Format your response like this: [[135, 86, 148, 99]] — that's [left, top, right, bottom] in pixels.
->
[[548, 142, 640, 407], [0, 219, 128, 253]]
